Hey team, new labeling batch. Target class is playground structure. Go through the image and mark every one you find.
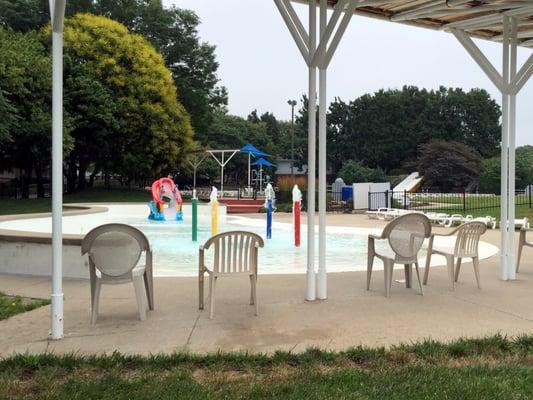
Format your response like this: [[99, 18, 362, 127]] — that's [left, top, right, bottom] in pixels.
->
[[148, 178, 183, 221]]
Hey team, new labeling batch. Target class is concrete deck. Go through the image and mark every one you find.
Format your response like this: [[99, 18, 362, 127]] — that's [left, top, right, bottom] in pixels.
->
[[1, 213, 533, 356]]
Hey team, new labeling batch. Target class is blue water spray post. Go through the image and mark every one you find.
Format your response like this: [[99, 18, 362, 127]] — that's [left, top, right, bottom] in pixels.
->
[[265, 183, 275, 239]]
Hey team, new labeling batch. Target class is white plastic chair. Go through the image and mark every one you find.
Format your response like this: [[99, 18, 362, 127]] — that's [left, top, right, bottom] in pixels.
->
[[81, 223, 154, 325], [367, 213, 431, 297], [423, 221, 487, 290], [199, 231, 264, 319]]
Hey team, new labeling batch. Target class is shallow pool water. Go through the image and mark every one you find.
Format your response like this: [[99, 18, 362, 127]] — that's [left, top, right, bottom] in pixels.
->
[[118, 216, 372, 276]]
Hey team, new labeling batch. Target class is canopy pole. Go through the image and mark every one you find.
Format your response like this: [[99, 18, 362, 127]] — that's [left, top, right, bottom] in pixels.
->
[[451, 16, 530, 280], [317, 0, 328, 300], [306, 0, 317, 301], [508, 16, 518, 280], [501, 16, 510, 280], [275, 0, 356, 301], [50, 0, 66, 340], [248, 153, 251, 193]]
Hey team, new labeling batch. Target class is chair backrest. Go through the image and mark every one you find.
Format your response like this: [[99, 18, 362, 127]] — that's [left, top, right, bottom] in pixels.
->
[[81, 223, 150, 277], [454, 221, 487, 258], [202, 231, 264, 275], [382, 213, 431, 261]]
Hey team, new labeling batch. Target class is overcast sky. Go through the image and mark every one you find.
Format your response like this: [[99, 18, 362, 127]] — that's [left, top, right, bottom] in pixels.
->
[[165, 0, 533, 146]]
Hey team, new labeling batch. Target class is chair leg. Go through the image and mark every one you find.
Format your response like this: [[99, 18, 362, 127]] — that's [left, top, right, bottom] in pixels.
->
[[516, 244, 523, 273], [446, 255, 455, 291], [414, 262, 424, 296], [199, 269, 205, 310], [91, 278, 101, 326], [404, 264, 412, 288], [209, 276, 217, 320], [454, 257, 462, 282], [143, 271, 154, 311], [367, 255, 374, 291], [423, 252, 432, 285], [473, 257, 481, 289], [133, 276, 147, 321], [384, 261, 393, 298], [251, 274, 258, 316], [249, 275, 254, 305]]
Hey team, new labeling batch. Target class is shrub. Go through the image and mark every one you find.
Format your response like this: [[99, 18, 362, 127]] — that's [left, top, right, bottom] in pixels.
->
[[418, 140, 481, 191], [339, 160, 385, 184]]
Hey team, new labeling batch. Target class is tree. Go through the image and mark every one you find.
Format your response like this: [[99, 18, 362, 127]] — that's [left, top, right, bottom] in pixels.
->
[[54, 14, 194, 187], [327, 86, 501, 174], [2, 0, 227, 135], [418, 140, 482, 191], [339, 160, 385, 184], [479, 146, 533, 193], [200, 111, 274, 186], [248, 110, 282, 153], [0, 28, 54, 198]]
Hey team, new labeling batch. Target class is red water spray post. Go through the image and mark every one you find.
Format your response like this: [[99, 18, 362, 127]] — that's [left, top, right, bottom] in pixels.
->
[[293, 184, 302, 247]]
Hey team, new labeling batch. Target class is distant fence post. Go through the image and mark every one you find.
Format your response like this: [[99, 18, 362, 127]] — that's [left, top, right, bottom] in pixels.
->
[[529, 186, 532, 209], [368, 191, 371, 211], [384, 190, 388, 209], [463, 190, 466, 213], [403, 190, 407, 210]]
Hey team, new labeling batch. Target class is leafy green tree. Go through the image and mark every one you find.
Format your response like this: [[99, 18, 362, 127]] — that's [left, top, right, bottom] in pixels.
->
[[54, 14, 194, 185], [479, 146, 533, 193], [418, 140, 482, 191], [2, 0, 227, 136], [479, 157, 501, 193], [0, 89, 16, 143], [63, 61, 120, 192], [0, 28, 54, 198], [339, 160, 385, 184], [200, 111, 274, 186], [328, 86, 501, 174]]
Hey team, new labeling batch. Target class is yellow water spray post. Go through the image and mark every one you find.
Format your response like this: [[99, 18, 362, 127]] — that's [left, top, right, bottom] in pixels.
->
[[210, 186, 219, 236]]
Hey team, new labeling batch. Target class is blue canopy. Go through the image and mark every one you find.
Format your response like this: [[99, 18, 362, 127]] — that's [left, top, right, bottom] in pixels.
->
[[252, 157, 275, 167], [240, 144, 269, 158]]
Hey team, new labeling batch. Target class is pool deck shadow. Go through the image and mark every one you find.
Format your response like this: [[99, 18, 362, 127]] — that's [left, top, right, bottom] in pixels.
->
[[1, 213, 533, 355]]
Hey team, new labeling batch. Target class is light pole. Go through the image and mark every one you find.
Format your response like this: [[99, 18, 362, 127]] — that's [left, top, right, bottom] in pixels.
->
[[288, 99, 297, 184]]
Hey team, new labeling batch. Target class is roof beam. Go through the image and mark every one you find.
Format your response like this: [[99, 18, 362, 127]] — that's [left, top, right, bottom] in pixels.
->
[[443, 4, 533, 31], [451, 28, 505, 92], [274, 0, 310, 62], [392, 2, 526, 23]]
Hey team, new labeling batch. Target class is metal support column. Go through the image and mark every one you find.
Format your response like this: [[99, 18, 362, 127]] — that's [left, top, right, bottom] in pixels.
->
[[451, 16, 533, 280], [50, 0, 66, 340], [317, 0, 328, 299], [501, 16, 510, 280], [306, 1, 317, 301], [275, 0, 356, 300]]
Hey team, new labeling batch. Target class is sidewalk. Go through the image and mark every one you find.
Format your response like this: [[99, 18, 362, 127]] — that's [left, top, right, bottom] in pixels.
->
[[1, 214, 532, 356]]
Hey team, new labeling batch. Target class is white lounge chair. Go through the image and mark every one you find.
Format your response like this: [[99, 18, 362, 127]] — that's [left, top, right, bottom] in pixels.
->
[[473, 216, 497, 229], [81, 223, 154, 325], [425, 212, 449, 224], [367, 213, 431, 297], [423, 221, 487, 290], [517, 219, 532, 273], [199, 231, 264, 319], [366, 208, 389, 220], [439, 214, 465, 228]]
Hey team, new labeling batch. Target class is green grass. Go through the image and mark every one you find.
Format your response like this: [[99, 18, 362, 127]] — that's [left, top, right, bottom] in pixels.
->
[[406, 193, 533, 220], [0, 187, 151, 216], [0, 292, 49, 321], [1, 335, 533, 399]]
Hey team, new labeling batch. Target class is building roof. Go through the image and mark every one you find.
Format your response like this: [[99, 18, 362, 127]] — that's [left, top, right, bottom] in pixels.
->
[[297, 1, 533, 47]]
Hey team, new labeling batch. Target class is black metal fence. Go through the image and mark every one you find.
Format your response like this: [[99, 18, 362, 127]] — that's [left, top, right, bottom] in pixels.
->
[[368, 188, 533, 214]]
